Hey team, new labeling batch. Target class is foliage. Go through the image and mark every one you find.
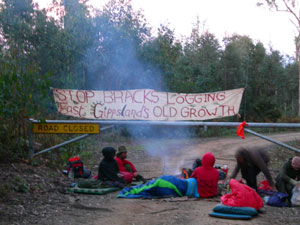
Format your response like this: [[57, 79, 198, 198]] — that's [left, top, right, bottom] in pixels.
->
[[0, 0, 299, 162], [0, 62, 51, 161]]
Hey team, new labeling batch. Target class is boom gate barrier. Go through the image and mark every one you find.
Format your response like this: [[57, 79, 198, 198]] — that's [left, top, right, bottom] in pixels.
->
[[28, 119, 300, 160]]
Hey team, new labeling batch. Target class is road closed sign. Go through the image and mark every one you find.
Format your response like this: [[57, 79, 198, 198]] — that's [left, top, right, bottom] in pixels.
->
[[32, 123, 99, 134]]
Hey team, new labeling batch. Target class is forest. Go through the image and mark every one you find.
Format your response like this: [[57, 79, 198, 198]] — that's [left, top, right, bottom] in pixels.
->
[[0, 0, 299, 161]]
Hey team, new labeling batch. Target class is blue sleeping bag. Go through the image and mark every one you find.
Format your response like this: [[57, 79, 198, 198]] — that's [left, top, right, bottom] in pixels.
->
[[118, 175, 199, 198]]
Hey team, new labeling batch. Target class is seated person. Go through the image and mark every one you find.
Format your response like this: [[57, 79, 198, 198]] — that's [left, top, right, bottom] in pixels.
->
[[276, 156, 300, 201], [225, 146, 276, 191], [115, 146, 146, 183], [119, 152, 220, 199], [98, 147, 125, 188], [192, 157, 226, 180], [190, 152, 220, 198]]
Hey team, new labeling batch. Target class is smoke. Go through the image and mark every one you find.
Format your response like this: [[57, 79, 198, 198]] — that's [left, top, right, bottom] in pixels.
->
[[80, 1, 197, 174]]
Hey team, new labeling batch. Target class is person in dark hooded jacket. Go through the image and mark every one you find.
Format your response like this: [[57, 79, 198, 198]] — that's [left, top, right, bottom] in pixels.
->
[[190, 152, 219, 197], [225, 146, 276, 191], [98, 147, 125, 188]]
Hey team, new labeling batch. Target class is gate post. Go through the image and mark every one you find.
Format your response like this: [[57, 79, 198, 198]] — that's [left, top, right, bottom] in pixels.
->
[[28, 119, 34, 160]]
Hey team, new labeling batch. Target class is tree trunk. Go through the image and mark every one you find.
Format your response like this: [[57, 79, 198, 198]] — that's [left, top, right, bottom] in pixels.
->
[[298, 61, 300, 116]]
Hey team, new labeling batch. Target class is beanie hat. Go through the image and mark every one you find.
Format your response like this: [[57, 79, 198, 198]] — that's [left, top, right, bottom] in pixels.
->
[[292, 156, 300, 169], [117, 146, 127, 155]]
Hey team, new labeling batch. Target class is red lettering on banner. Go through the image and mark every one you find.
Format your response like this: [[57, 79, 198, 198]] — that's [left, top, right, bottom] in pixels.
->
[[228, 106, 235, 115], [153, 106, 162, 117], [66, 105, 73, 113], [54, 88, 243, 120], [198, 109, 206, 117], [205, 93, 215, 102], [86, 91, 95, 103], [55, 89, 67, 101], [94, 103, 105, 118], [176, 94, 185, 104], [94, 103, 150, 119], [67, 90, 74, 102], [133, 90, 142, 103], [72, 105, 85, 117], [107, 108, 117, 118], [185, 94, 196, 104], [180, 107, 189, 118], [144, 90, 153, 103], [76, 91, 86, 103], [216, 92, 226, 101], [73, 105, 79, 114], [190, 108, 197, 118], [104, 91, 113, 103], [163, 106, 177, 118], [219, 105, 226, 116], [144, 107, 150, 118], [114, 91, 124, 103], [151, 91, 159, 103], [125, 91, 134, 103], [166, 93, 175, 105], [205, 107, 218, 116], [58, 102, 68, 113], [194, 95, 203, 104]]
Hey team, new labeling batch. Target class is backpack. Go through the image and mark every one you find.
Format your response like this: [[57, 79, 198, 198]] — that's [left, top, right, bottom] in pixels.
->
[[67, 157, 84, 178]]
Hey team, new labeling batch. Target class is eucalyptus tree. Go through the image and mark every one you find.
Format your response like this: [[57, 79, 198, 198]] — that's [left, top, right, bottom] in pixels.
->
[[280, 57, 299, 116], [139, 24, 183, 92], [220, 35, 283, 121], [250, 49, 283, 121], [221, 35, 254, 90], [182, 27, 222, 93], [0, 0, 55, 160], [257, 0, 300, 115]]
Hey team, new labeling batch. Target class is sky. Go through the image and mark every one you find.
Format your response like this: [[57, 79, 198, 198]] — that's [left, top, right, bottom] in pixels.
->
[[37, 0, 297, 56]]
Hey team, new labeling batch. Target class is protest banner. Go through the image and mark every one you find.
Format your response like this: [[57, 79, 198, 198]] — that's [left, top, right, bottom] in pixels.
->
[[53, 88, 244, 121]]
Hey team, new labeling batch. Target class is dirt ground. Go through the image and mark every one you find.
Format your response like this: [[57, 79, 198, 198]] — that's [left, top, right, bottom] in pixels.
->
[[1, 132, 300, 225]]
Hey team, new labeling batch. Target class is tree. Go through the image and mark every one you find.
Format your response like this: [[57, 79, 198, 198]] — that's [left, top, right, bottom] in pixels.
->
[[257, 0, 300, 116], [140, 24, 183, 91], [181, 30, 222, 93]]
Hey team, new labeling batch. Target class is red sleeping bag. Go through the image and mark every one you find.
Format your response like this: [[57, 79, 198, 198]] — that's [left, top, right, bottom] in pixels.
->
[[221, 179, 264, 210]]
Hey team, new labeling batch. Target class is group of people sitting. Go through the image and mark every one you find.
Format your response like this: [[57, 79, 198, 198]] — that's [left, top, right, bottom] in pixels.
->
[[73, 145, 300, 203], [97, 146, 224, 198], [97, 146, 146, 188]]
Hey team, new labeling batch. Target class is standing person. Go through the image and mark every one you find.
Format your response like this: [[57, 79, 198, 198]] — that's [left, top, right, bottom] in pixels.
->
[[98, 147, 125, 188], [275, 156, 300, 200], [115, 146, 146, 183], [225, 146, 276, 191], [190, 152, 219, 197]]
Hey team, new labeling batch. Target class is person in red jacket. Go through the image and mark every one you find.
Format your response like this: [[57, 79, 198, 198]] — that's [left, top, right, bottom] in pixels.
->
[[115, 146, 146, 183], [190, 152, 219, 198]]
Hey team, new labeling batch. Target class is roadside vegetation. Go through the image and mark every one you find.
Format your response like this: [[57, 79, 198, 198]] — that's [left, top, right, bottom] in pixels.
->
[[1, 0, 300, 163]]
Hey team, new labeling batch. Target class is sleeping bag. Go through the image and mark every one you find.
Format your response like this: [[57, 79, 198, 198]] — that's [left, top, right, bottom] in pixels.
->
[[221, 179, 264, 210], [117, 175, 199, 198]]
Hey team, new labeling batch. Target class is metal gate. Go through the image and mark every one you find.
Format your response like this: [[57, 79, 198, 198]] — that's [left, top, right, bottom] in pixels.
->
[[28, 119, 300, 160]]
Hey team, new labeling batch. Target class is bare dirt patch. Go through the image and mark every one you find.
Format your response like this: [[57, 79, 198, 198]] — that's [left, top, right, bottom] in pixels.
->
[[1, 132, 300, 225]]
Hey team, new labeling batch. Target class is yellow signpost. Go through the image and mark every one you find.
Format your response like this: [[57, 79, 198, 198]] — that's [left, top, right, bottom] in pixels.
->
[[32, 123, 100, 134]]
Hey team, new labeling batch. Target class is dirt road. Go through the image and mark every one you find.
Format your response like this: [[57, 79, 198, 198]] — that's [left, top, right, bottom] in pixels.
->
[[2, 132, 300, 225]]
